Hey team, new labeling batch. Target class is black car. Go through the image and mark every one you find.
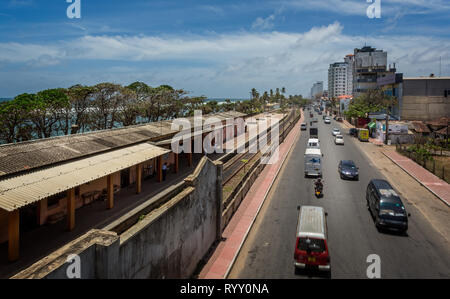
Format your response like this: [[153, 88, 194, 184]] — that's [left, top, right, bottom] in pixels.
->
[[338, 160, 359, 180], [366, 179, 410, 233], [349, 128, 358, 137]]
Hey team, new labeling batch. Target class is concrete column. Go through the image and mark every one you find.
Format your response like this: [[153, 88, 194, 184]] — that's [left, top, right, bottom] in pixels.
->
[[174, 153, 179, 173], [8, 209, 20, 262], [136, 163, 142, 194], [67, 188, 75, 231], [36, 198, 47, 226], [157, 156, 162, 182], [187, 153, 193, 167], [107, 174, 114, 209]]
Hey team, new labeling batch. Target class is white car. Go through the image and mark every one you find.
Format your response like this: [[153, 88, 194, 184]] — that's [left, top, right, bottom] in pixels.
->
[[332, 128, 341, 136], [335, 135, 344, 145], [324, 117, 331, 124]]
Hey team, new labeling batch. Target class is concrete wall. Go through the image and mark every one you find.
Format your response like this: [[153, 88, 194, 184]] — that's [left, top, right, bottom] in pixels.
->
[[118, 157, 222, 279], [401, 96, 450, 121], [401, 78, 450, 121], [12, 156, 223, 279]]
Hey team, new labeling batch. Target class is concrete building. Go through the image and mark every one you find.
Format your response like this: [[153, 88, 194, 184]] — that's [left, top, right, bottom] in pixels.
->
[[344, 54, 354, 96], [400, 76, 450, 121], [328, 62, 350, 98], [310, 81, 324, 100], [353, 46, 388, 97]]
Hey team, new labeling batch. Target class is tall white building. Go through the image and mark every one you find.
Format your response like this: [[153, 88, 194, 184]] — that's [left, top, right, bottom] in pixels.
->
[[328, 62, 349, 98], [344, 54, 354, 96], [310, 81, 323, 99]]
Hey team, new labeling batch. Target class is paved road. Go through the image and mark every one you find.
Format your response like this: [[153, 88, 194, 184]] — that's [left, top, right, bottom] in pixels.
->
[[229, 113, 450, 279]]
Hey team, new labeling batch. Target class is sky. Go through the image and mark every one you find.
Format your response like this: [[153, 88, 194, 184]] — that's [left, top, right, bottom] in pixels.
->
[[0, 0, 449, 98]]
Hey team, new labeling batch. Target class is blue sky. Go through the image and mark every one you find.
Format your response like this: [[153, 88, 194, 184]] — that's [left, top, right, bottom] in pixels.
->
[[1, 0, 450, 98]]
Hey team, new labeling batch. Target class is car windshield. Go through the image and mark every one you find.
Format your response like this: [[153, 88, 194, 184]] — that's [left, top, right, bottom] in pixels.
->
[[342, 161, 356, 168], [333, 129, 339, 132], [336, 136, 343, 139], [298, 237, 325, 253]]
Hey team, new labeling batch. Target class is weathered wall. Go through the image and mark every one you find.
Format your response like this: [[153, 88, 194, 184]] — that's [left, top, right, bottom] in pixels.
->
[[401, 96, 450, 121], [401, 79, 450, 121], [12, 157, 222, 279], [118, 157, 222, 279]]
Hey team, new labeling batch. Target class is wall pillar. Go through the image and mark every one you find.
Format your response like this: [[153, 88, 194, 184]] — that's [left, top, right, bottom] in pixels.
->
[[67, 188, 75, 231], [187, 153, 193, 167], [174, 153, 179, 173], [8, 209, 20, 262], [157, 156, 163, 182], [136, 163, 142, 194], [36, 198, 47, 226], [107, 174, 114, 209]]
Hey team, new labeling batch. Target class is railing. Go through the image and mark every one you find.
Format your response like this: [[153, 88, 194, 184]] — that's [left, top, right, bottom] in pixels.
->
[[396, 144, 449, 184]]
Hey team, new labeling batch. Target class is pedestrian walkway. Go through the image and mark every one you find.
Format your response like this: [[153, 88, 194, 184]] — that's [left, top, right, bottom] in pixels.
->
[[199, 111, 304, 279], [383, 149, 450, 207]]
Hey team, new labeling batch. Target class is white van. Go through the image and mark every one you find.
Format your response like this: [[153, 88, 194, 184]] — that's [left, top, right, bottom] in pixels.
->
[[307, 138, 320, 149]]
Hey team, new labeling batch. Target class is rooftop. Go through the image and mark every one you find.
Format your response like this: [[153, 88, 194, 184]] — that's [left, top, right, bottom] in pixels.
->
[[0, 111, 246, 179]]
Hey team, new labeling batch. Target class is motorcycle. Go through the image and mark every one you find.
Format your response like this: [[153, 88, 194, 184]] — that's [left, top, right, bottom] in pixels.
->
[[314, 180, 323, 197]]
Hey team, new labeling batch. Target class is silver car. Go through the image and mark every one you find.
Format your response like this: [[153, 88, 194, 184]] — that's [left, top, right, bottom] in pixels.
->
[[335, 135, 344, 145], [332, 128, 341, 136]]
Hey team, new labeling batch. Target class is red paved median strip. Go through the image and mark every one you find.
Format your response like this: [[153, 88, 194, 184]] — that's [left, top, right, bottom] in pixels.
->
[[199, 112, 303, 279], [383, 150, 450, 207]]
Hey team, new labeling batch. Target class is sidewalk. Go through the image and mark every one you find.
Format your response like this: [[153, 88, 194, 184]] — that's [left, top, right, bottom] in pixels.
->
[[341, 118, 449, 206], [199, 111, 303, 279], [383, 149, 450, 207]]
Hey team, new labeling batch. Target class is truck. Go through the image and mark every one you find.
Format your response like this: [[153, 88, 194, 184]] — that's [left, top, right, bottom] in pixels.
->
[[309, 127, 318, 138], [358, 128, 369, 142], [304, 148, 323, 178]]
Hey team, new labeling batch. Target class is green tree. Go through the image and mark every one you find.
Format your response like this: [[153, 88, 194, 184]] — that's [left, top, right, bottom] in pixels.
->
[[30, 88, 70, 138], [0, 94, 34, 143]]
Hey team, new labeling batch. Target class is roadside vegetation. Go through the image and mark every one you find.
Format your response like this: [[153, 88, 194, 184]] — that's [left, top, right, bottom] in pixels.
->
[[0, 83, 305, 144]]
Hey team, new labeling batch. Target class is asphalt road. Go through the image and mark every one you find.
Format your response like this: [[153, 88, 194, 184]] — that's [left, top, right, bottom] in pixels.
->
[[229, 112, 450, 279]]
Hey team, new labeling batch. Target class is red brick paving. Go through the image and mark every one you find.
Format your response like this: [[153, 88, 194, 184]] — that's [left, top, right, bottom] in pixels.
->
[[199, 111, 303, 279], [383, 150, 450, 207]]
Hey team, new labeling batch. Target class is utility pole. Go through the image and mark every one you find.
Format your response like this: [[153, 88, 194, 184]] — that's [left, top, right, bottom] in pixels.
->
[[385, 113, 389, 145]]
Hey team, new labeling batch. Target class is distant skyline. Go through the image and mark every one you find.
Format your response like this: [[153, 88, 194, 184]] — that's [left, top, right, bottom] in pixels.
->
[[1, 0, 450, 98]]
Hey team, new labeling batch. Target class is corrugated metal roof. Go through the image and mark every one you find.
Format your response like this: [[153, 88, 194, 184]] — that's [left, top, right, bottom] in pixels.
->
[[0, 143, 170, 212], [0, 112, 247, 178]]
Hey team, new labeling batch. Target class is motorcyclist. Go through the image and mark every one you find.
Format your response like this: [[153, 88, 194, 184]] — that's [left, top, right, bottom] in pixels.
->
[[314, 178, 323, 191]]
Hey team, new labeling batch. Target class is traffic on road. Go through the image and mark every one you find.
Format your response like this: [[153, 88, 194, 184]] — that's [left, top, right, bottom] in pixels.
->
[[229, 103, 450, 279]]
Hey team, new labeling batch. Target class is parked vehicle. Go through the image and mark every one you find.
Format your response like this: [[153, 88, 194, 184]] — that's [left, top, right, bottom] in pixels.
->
[[358, 129, 369, 142], [301, 123, 307, 130], [334, 135, 344, 145], [294, 206, 330, 272], [349, 128, 358, 137], [366, 179, 410, 233], [304, 148, 322, 177], [338, 160, 359, 180], [336, 117, 343, 122], [332, 128, 340, 136], [307, 138, 320, 149], [324, 117, 331, 124], [309, 127, 318, 138]]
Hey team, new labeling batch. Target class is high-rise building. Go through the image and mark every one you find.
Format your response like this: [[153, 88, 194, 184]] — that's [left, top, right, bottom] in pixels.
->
[[310, 81, 323, 99], [344, 54, 354, 95], [328, 62, 349, 98], [353, 46, 387, 97]]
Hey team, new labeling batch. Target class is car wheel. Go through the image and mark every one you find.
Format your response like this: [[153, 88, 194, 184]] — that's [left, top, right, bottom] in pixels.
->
[[355, 176, 359, 181]]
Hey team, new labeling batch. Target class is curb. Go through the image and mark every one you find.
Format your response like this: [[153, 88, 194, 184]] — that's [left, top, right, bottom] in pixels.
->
[[223, 113, 303, 278], [382, 151, 450, 208]]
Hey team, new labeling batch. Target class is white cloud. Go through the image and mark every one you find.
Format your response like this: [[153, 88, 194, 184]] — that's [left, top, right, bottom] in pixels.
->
[[0, 22, 449, 97], [252, 14, 276, 30]]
